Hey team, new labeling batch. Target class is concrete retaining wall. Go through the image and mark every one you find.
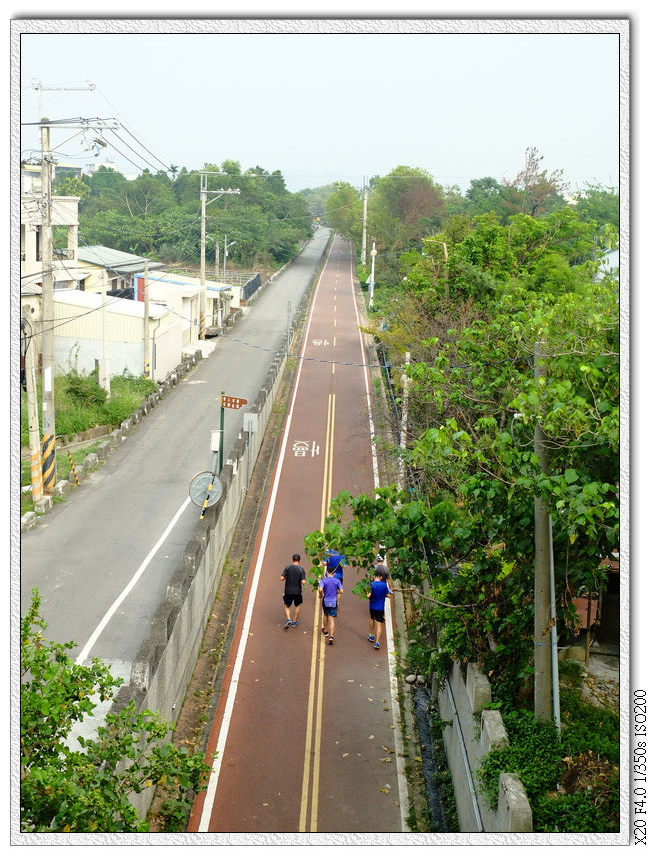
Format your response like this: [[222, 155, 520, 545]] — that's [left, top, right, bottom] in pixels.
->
[[119, 348, 287, 722], [438, 661, 533, 832]]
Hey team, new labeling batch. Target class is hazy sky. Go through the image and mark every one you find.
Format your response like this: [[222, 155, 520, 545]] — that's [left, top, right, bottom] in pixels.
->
[[16, 20, 623, 194]]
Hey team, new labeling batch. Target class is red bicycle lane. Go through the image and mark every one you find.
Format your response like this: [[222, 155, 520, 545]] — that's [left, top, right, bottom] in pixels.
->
[[189, 236, 407, 835]]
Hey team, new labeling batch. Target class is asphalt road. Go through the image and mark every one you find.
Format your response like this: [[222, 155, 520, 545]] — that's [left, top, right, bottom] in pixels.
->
[[189, 235, 408, 834], [19, 228, 331, 681]]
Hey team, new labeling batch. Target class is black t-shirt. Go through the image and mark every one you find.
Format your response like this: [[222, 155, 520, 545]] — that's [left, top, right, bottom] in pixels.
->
[[282, 563, 305, 594]]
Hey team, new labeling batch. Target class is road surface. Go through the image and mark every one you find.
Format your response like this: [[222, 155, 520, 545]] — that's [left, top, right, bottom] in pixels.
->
[[19, 229, 330, 682], [189, 235, 408, 835]]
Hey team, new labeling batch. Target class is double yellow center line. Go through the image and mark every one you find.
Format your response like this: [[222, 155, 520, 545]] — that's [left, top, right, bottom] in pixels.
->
[[298, 392, 335, 832]]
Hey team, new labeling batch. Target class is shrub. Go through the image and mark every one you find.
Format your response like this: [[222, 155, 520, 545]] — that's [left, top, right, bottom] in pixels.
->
[[62, 370, 107, 408], [478, 709, 564, 811], [477, 669, 619, 832], [20, 589, 211, 832]]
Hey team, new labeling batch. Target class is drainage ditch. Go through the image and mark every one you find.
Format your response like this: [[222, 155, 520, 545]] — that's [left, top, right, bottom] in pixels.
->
[[412, 684, 450, 831]]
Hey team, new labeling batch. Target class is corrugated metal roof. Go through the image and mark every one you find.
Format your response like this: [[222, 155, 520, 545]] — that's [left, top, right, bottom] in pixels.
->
[[77, 246, 165, 274], [142, 270, 233, 292]]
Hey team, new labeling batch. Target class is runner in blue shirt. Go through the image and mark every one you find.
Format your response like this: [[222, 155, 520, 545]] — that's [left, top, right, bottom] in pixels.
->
[[318, 570, 343, 645], [367, 571, 391, 650]]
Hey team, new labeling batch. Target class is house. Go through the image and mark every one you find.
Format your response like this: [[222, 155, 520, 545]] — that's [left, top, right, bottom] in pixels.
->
[[132, 271, 241, 339], [20, 164, 87, 295], [20, 163, 223, 383], [20, 170, 191, 382], [20, 284, 179, 382], [76, 245, 165, 298]]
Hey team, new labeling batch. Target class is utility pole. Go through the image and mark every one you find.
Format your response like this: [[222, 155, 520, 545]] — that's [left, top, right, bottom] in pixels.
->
[[369, 242, 376, 308], [99, 271, 110, 396], [533, 341, 552, 721], [143, 260, 150, 378], [33, 103, 116, 490], [199, 174, 239, 338], [224, 235, 236, 281], [361, 179, 368, 266], [398, 351, 411, 492], [21, 305, 44, 503], [32, 79, 95, 119], [40, 119, 56, 492]]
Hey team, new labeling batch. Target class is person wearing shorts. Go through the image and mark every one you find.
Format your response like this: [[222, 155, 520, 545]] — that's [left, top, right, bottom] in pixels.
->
[[367, 571, 391, 650], [281, 554, 306, 629], [318, 571, 343, 645]]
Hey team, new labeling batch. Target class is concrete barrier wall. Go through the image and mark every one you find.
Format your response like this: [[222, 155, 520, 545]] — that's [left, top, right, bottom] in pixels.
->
[[438, 661, 533, 833]]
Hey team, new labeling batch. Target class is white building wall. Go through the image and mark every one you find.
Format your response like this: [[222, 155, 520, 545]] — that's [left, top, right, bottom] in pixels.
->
[[48, 291, 177, 380], [55, 336, 144, 379], [151, 324, 182, 382]]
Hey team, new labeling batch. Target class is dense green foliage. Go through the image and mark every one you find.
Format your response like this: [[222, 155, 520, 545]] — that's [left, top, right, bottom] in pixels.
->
[[67, 160, 314, 270], [323, 148, 618, 286], [307, 150, 619, 706], [21, 590, 211, 832]]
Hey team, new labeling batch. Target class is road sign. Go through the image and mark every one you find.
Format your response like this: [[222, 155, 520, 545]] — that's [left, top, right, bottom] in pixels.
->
[[221, 394, 248, 410], [189, 470, 223, 508]]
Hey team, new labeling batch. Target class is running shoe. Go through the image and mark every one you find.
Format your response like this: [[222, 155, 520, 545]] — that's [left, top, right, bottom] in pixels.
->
[[367, 634, 375, 642], [374, 642, 380, 650], [284, 619, 292, 630], [328, 636, 334, 645]]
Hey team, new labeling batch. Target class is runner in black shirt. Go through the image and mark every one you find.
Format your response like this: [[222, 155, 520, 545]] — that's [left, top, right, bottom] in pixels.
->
[[280, 554, 306, 629]]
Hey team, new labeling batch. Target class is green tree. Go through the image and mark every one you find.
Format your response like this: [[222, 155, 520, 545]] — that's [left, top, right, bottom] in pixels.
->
[[79, 166, 127, 217], [324, 181, 362, 241], [115, 170, 178, 217], [53, 175, 92, 201], [21, 589, 211, 832], [299, 183, 338, 219], [76, 159, 312, 269], [463, 176, 512, 222], [305, 211, 619, 705], [369, 165, 446, 250], [573, 182, 620, 231]]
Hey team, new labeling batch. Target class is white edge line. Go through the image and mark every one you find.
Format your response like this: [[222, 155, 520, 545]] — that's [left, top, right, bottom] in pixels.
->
[[197, 236, 335, 832], [75, 496, 192, 665], [350, 245, 410, 831]]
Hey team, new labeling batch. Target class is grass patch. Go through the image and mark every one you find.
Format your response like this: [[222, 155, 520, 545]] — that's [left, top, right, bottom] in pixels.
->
[[20, 371, 157, 517], [20, 371, 157, 449]]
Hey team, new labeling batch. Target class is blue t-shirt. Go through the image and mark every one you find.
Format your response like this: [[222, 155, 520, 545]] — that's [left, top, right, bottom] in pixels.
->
[[325, 550, 345, 576], [319, 575, 342, 607], [368, 579, 391, 611]]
